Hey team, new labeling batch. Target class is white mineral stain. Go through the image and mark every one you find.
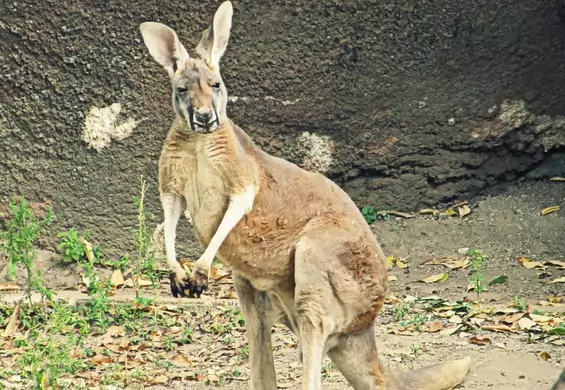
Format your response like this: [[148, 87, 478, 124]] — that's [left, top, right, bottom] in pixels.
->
[[298, 131, 334, 174], [82, 103, 139, 151]]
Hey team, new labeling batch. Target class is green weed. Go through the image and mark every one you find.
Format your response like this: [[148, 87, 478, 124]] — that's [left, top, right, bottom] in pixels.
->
[[131, 176, 158, 288], [361, 206, 377, 224], [0, 196, 54, 301], [513, 296, 528, 311], [393, 303, 409, 322]]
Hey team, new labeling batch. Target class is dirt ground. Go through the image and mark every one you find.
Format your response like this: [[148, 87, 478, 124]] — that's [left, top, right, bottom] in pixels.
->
[[1, 180, 565, 389]]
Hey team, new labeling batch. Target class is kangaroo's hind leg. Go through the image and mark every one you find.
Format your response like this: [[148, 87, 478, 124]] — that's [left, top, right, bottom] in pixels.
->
[[293, 232, 346, 390], [233, 273, 278, 390], [292, 216, 390, 390]]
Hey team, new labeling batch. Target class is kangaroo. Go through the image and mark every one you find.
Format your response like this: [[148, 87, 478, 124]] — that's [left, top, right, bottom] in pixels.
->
[[139, 2, 472, 389], [551, 369, 565, 390]]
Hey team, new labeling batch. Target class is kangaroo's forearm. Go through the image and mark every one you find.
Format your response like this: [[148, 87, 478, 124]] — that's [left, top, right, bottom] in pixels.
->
[[197, 184, 255, 270]]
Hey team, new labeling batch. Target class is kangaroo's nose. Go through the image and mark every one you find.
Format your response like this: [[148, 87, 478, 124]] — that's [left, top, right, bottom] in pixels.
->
[[195, 111, 213, 124]]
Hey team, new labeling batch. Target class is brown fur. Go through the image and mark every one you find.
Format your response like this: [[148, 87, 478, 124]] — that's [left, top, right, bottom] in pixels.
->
[[139, 2, 472, 389]]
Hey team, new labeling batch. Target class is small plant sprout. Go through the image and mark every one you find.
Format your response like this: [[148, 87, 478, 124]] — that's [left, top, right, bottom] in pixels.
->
[[466, 249, 488, 302]]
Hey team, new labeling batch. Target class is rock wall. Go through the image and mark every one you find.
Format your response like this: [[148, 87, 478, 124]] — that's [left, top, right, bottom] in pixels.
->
[[1, 0, 565, 256]]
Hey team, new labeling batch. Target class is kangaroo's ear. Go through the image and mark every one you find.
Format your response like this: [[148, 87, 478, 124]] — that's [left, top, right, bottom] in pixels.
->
[[196, 1, 233, 71], [139, 22, 190, 79]]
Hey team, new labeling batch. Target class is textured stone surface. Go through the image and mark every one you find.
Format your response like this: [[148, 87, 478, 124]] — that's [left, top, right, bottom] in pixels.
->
[[1, 0, 564, 255]]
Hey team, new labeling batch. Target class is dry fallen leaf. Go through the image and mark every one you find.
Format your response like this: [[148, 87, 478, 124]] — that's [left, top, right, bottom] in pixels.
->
[[105, 325, 126, 338], [385, 256, 396, 270], [516, 257, 546, 269], [470, 317, 485, 327], [547, 277, 565, 284], [538, 300, 565, 307], [419, 208, 439, 215], [548, 296, 563, 303], [386, 255, 410, 270], [80, 238, 96, 264], [481, 324, 513, 333], [543, 323, 561, 333], [169, 353, 193, 368], [517, 317, 537, 330], [109, 269, 125, 286], [422, 256, 469, 270], [440, 325, 462, 336], [420, 272, 449, 283], [524, 261, 546, 269], [458, 205, 471, 218], [3, 303, 21, 337], [449, 315, 463, 324], [149, 330, 163, 342], [210, 264, 231, 280], [496, 307, 521, 314], [148, 375, 169, 385], [550, 177, 565, 181], [81, 274, 92, 288], [541, 206, 560, 216], [538, 351, 552, 361], [395, 258, 409, 269], [377, 210, 416, 219], [427, 320, 443, 333], [131, 341, 151, 351], [529, 313, 553, 323], [545, 260, 565, 269], [422, 258, 444, 266], [124, 277, 153, 287], [388, 328, 420, 336], [0, 283, 20, 292], [444, 207, 457, 216], [437, 310, 456, 318], [104, 343, 122, 353], [388, 275, 397, 282], [91, 354, 114, 365], [447, 259, 470, 270], [502, 312, 525, 324], [469, 336, 491, 346], [119, 338, 130, 350]]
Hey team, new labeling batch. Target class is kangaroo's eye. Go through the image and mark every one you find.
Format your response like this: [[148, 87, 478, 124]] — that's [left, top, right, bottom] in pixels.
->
[[177, 87, 188, 94], [211, 82, 221, 89]]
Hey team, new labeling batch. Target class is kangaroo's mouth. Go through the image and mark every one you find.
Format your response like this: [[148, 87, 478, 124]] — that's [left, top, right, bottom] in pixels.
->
[[188, 105, 220, 134]]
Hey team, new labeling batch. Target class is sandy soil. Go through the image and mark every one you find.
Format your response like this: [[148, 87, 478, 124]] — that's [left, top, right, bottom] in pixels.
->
[[1, 180, 564, 389]]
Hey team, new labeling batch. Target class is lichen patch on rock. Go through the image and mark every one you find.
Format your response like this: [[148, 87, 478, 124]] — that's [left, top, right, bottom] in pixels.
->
[[297, 131, 334, 174], [82, 103, 139, 152], [470, 99, 565, 145]]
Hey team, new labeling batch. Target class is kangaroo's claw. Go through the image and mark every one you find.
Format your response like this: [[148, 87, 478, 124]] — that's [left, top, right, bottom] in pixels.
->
[[187, 267, 209, 297], [169, 270, 191, 298]]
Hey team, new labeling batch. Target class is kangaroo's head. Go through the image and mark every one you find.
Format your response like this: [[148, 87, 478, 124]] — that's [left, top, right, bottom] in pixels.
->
[[139, 1, 233, 134]]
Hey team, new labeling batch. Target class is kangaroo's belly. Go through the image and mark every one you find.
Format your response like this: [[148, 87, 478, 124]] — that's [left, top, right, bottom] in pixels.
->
[[214, 202, 313, 290]]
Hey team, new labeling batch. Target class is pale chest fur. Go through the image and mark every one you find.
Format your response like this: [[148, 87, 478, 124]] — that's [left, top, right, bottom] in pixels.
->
[[184, 144, 230, 246]]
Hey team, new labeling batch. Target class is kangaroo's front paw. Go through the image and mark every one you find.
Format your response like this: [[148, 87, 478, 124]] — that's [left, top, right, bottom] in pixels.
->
[[170, 269, 190, 298], [187, 266, 209, 298]]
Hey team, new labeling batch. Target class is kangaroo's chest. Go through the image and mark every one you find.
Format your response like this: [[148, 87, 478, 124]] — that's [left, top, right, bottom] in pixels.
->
[[185, 152, 230, 245]]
